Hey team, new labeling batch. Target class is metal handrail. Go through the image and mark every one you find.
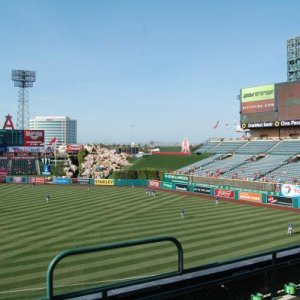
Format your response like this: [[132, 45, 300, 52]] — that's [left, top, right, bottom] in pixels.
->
[[45, 236, 183, 300]]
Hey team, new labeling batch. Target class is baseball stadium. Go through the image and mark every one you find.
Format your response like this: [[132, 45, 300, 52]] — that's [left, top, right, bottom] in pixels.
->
[[2, 37, 300, 300]]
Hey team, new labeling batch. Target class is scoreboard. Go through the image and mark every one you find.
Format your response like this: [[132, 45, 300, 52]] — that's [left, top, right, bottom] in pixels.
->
[[0, 130, 24, 146], [240, 81, 300, 129]]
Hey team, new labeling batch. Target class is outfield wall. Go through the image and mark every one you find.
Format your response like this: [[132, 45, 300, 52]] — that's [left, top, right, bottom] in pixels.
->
[[3, 175, 300, 209], [162, 173, 300, 209]]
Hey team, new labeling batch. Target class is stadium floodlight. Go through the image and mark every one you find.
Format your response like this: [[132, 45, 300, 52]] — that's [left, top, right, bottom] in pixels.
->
[[11, 70, 36, 129]]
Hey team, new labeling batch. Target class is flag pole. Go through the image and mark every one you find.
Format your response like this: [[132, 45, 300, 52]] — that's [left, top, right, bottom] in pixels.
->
[[54, 140, 57, 168]]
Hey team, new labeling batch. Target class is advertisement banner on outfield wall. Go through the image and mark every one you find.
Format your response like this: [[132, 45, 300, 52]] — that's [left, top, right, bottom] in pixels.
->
[[12, 176, 27, 183], [29, 177, 45, 184], [280, 184, 300, 198], [193, 185, 211, 195], [238, 191, 262, 203], [161, 182, 174, 190], [267, 195, 293, 207], [94, 179, 114, 186], [175, 183, 189, 191], [163, 174, 189, 184], [78, 178, 91, 185], [0, 170, 7, 183], [148, 180, 160, 188], [53, 177, 71, 185], [214, 188, 235, 199]]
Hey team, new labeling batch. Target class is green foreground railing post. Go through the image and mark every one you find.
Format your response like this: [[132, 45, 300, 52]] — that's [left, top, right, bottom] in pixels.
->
[[46, 236, 183, 300]]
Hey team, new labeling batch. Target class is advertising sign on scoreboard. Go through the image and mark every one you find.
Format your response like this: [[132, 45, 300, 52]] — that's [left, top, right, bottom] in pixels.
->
[[24, 130, 44, 146], [241, 84, 275, 113]]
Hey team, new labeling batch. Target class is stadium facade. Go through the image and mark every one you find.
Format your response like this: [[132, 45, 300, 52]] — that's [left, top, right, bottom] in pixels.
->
[[29, 116, 77, 146]]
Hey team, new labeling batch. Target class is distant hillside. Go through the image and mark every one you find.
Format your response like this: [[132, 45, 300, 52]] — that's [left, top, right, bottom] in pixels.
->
[[126, 153, 211, 171]]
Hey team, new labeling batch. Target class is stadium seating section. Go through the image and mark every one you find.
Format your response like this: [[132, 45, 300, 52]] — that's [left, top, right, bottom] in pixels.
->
[[180, 139, 300, 184], [10, 159, 38, 175], [0, 158, 9, 170]]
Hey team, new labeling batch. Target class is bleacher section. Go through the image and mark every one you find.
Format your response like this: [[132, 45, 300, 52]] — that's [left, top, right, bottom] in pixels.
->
[[236, 140, 279, 154], [184, 138, 300, 183], [266, 159, 300, 183], [194, 140, 221, 154], [270, 139, 300, 155], [0, 158, 8, 170], [10, 159, 37, 175], [193, 154, 251, 177], [207, 140, 247, 154], [221, 155, 290, 180], [177, 154, 223, 173]]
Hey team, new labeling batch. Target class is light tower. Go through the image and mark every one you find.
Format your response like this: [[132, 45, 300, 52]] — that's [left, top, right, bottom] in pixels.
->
[[287, 37, 300, 81], [11, 69, 36, 129]]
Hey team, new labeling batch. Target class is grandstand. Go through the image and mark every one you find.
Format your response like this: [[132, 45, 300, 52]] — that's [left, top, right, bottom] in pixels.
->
[[206, 140, 247, 154], [236, 139, 279, 154], [183, 139, 300, 183], [221, 154, 290, 180], [266, 158, 300, 183], [0, 157, 9, 170], [10, 158, 38, 175], [270, 139, 300, 155]]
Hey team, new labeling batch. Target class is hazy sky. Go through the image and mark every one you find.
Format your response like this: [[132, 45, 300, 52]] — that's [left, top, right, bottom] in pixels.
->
[[0, 0, 299, 144]]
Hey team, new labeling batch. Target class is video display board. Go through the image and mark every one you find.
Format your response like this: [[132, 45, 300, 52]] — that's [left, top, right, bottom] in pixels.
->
[[277, 81, 300, 121], [241, 84, 275, 113], [240, 81, 300, 129], [0, 129, 44, 147]]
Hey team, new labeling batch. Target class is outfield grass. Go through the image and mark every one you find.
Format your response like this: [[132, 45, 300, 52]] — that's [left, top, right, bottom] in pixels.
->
[[126, 153, 211, 171], [1, 184, 300, 299]]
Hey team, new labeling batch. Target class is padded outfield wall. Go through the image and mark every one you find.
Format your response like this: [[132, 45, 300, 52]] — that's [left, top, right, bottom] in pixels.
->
[[3, 174, 300, 209]]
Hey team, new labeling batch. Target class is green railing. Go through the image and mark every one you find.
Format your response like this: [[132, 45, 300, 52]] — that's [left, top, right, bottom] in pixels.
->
[[44, 236, 183, 300]]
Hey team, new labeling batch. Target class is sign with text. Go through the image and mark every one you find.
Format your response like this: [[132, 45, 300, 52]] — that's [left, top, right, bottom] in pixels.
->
[[148, 180, 160, 188], [24, 130, 44, 146], [214, 188, 235, 199], [94, 179, 114, 186], [161, 182, 174, 190], [163, 173, 189, 184], [238, 191, 262, 203], [66, 144, 84, 152], [53, 177, 71, 185], [29, 177, 45, 184], [280, 184, 300, 198], [175, 183, 188, 191], [241, 84, 275, 113], [267, 195, 293, 207], [193, 186, 211, 195]]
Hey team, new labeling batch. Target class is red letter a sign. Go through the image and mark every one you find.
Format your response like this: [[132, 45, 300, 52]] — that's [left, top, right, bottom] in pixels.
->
[[3, 115, 15, 129]]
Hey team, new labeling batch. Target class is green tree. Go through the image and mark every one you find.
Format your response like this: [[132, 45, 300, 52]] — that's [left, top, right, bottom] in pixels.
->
[[77, 149, 88, 176]]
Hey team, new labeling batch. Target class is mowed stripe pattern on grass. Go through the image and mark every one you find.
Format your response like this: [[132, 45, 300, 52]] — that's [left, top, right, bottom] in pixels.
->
[[1, 184, 300, 300]]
